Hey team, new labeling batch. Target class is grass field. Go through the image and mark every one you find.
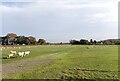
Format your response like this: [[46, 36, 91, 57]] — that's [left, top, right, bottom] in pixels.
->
[[1, 45, 118, 79]]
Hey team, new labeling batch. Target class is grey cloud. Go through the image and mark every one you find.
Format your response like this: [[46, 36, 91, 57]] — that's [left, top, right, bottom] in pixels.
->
[[2, 0, 118, 42]]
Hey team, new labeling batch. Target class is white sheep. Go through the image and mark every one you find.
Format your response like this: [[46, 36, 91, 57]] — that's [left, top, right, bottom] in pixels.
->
[[8, 54, 14, 58], [24, 51, 30, 56], [18, 47, 21, 49], [17, 52, 25, 57], [10, 50, 17, 55]]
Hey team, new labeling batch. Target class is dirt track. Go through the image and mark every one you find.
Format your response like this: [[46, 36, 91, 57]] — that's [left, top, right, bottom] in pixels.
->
[[2, 54, 56, 75]]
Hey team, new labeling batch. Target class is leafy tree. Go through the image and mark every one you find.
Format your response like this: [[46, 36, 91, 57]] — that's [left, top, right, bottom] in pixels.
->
[[15, 36, 27, 45], [69, 40, 80, 45], [1, 36, 8, 45], [28, 36, 37, 45], [93, 40, 97, 44], [6, 33, 17, 45], [90, 39, 93, 44], [38, 39, 46, 45], [7, 33, 17, 38], [80, 39, 89, 45], [60, 42, 63, 45], [102, 39, 120, 45]]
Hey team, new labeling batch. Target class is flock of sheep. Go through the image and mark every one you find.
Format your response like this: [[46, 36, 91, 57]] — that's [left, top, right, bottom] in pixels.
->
[[86, 45, 96, 49], [8, 50, 30, 58], [3, 45, 97, 59]]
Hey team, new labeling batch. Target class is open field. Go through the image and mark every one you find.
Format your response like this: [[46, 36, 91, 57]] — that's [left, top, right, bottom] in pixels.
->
[[1, 45, 118, 79]]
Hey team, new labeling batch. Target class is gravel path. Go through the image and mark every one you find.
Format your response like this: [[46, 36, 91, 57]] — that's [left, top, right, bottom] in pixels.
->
[[2, 54, 57, 75]]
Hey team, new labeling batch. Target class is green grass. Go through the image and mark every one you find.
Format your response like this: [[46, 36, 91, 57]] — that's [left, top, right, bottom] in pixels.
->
[[1, 45, 118, 79]]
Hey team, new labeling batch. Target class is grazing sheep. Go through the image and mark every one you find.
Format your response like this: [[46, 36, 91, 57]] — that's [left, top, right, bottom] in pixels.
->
[[24, 51, 30, 56], [87, 45, 96, 49], [17, 52, 24, 57], [8, 54, 14, 58], [3, 47, 5, 49], [19, 47, 21, 49], [10, 50, 17, 55], [91, 46, 94, 48]]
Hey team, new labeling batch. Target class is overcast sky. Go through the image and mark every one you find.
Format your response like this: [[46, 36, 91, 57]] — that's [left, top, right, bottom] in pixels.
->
[[0, 0, 119, 42]]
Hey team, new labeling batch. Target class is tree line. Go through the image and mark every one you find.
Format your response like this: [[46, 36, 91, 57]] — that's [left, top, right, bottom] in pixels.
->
[[69, 39, 120, 45], [0, 33, 120, 45], [0, 33, 46, 45]]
